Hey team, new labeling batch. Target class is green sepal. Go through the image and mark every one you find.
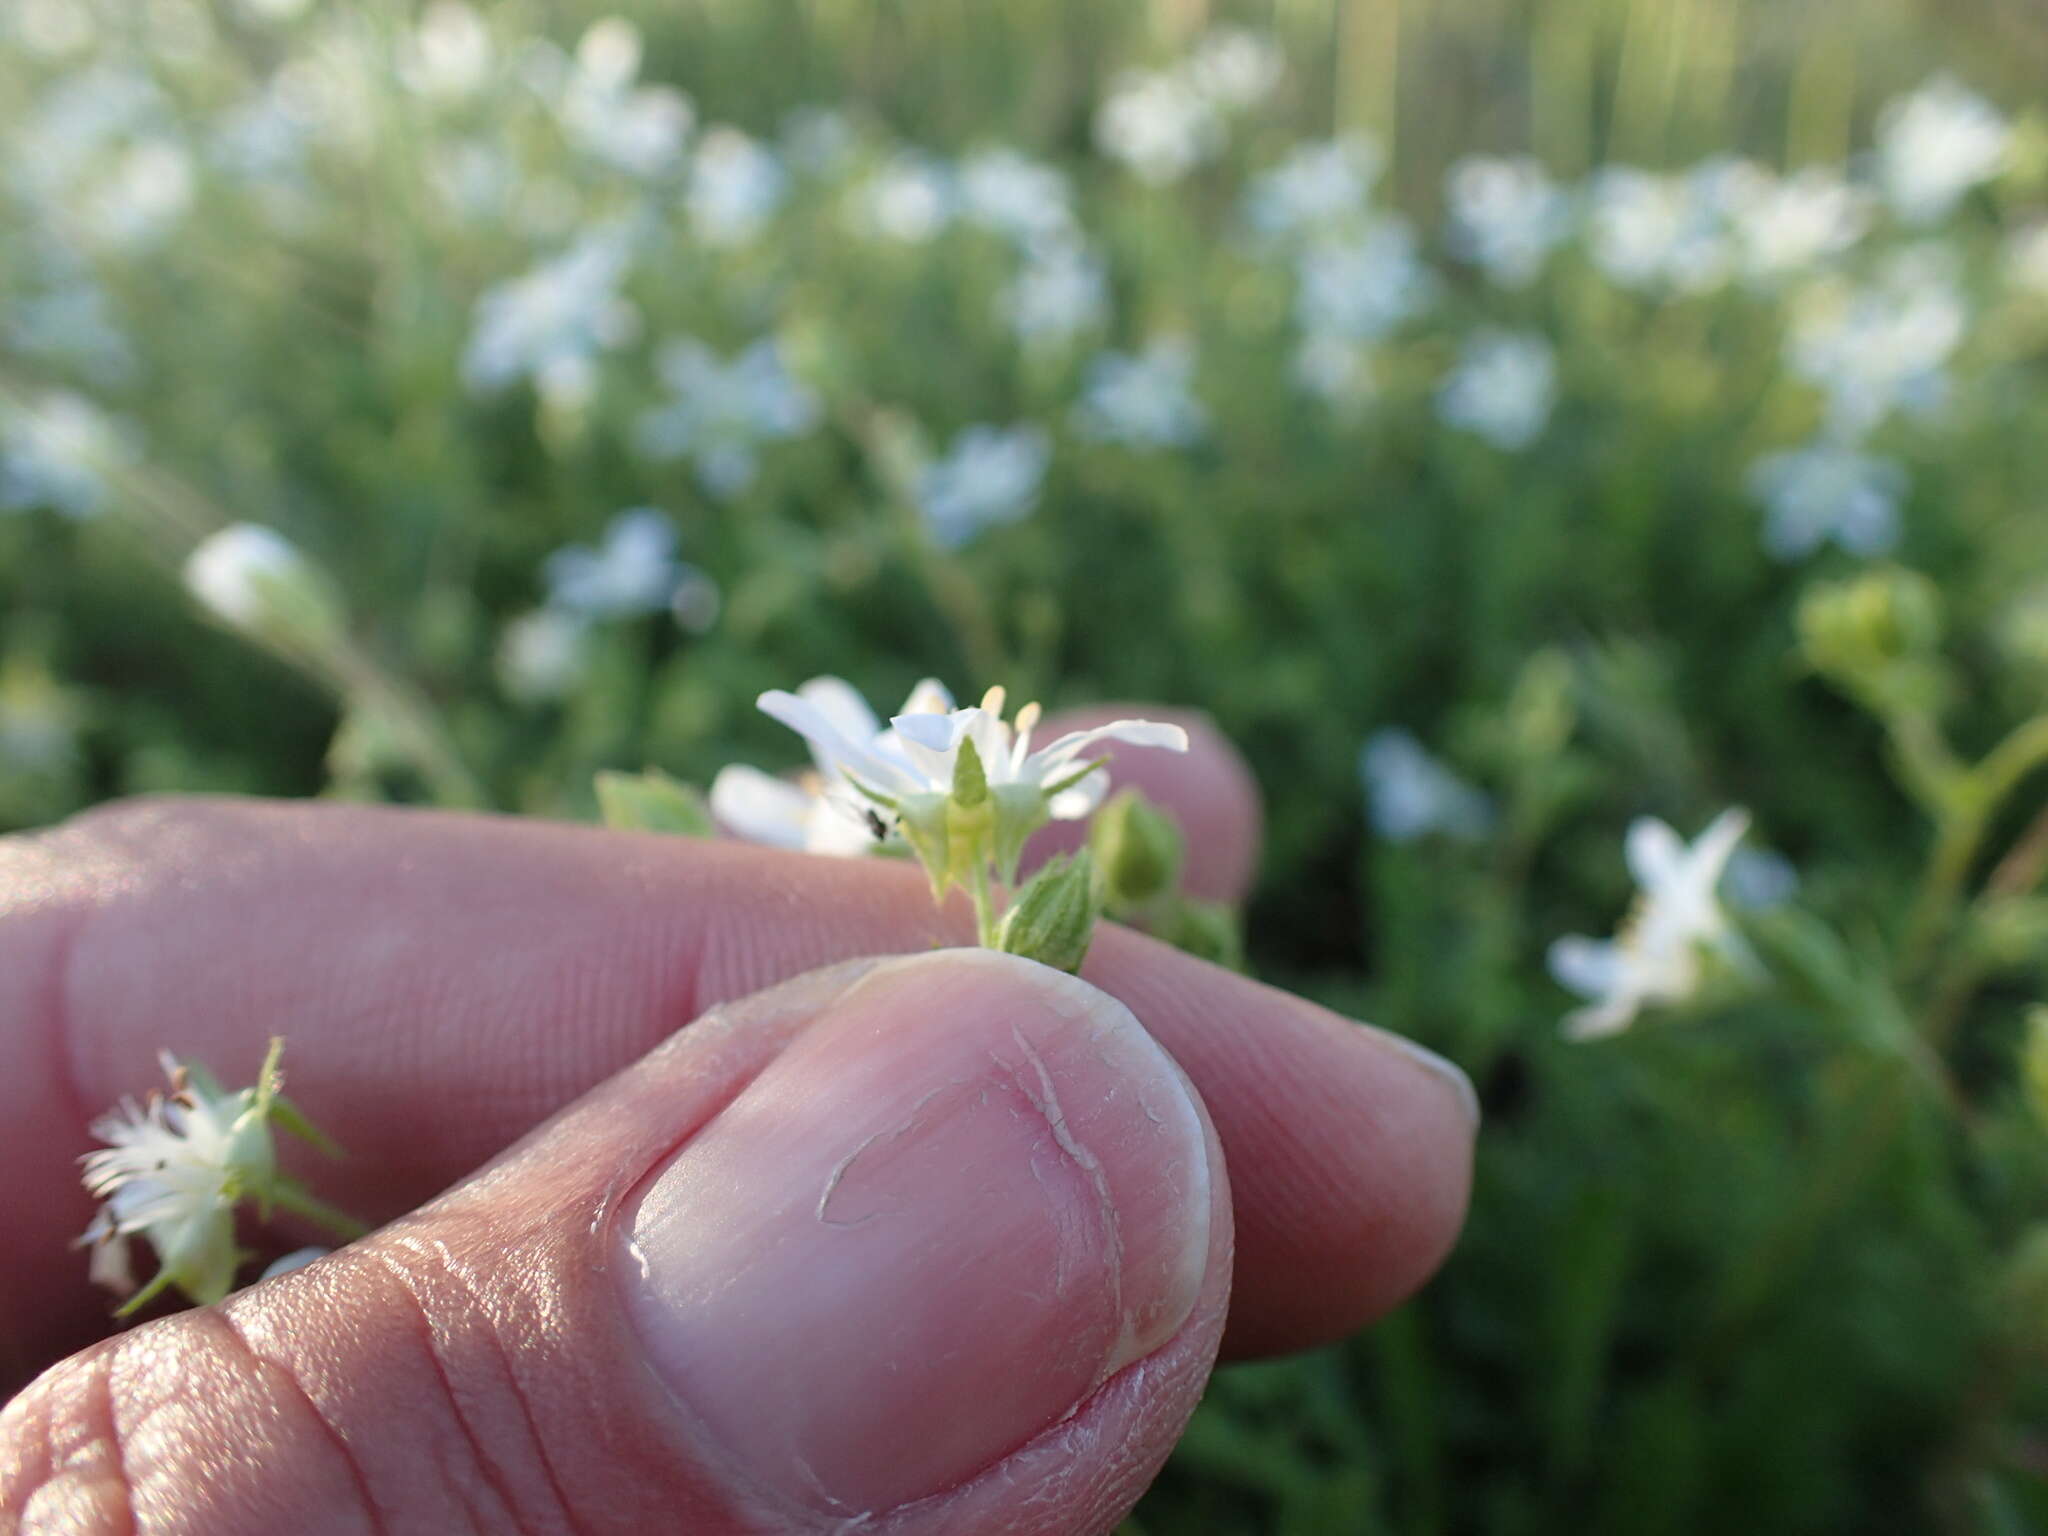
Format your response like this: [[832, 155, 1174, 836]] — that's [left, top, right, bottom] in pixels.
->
[[996, 851, 1104, 974]]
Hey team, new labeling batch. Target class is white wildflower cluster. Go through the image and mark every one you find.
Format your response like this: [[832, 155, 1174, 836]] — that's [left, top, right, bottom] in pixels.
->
[[0, 390, 136, 518], [501, 507, 718, 702], [1360, 730, 1493, 843], [1073, 336, 1209, 449], [78, 1041, 357, 1313], [633, 337, 820, 498], [1093, 27, 1280, 185], [917, 425, 1052, 550], [1437, 331, 1558, 451], [711, 678, 1189, 965]]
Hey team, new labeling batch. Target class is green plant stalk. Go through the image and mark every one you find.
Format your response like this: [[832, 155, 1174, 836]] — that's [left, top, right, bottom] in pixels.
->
[[325, 641, 490, 811], [269, 1181, 372, 1243]]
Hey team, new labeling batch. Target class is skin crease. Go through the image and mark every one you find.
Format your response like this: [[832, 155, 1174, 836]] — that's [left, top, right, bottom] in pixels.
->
[[0, 708, 1476, 1532]]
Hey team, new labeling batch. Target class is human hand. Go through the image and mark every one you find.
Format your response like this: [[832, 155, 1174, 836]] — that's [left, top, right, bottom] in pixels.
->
[[0, 711, 1476, 1534]]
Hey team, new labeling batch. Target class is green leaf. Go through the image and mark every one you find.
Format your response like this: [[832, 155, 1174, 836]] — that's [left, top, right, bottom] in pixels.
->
[[594, 768, 716, 836]]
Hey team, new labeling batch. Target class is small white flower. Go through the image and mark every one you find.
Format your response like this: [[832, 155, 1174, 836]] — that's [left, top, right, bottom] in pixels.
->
[[1292, 335, 1374, 407], [1787, 248, 1966, 435], [0, 391, 136, 518], [1073, 336, 1208, 448], [1002, 238, 1108, 344], [958, 149, 1073, 245], [849, 151, 956, 243], [497, 608, 588, 702], [1548, 809, 1753, 1040], [1445, 155, 1574, 288], [543, 507, 703, 621], [1586, 164, 1733, 294], [688, 127, 786, 244], [917, 424, 1051, 549], [1436, 330, 1556, 451], [1293, 217, 1434, 341], [753, 678, 1188, 866], [1184, 28, 1284, 111], [183, 524, 319, 631], [1723, 164, 1870, 284], [399, 2, 493, 102], [1725, 846, 1800, 911], [462, 226, 639, 395], [633, 336, 819, 496], [1094, 69, 1222, 185], [1747, 441, 1907, 561], [1876, 75, 2010, 225], [1243, 136, 1380, 242], [79, 1051, 281, 1308], [1360, 729, 1492, 843]]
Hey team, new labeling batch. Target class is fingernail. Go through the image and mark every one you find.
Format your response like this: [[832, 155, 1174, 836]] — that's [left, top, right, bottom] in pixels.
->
[[620, 949, 1214, 1519], [1363, 1025, 1482, 1129]]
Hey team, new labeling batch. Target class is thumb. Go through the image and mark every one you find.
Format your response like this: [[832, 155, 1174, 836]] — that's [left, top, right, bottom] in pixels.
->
[[3, 950, 1231, 1535]]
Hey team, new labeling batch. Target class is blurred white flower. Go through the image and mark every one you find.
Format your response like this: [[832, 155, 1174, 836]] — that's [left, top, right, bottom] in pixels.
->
[[688, 127, 786, 243], [1876, 75, 2010, 225], [1587, 165, 1734, 294], [399, 2, 493, 102], [850, 151, 956, 242], [917, 424, 1051, 549], [0, 392, 136, 518], [553, 18, 693, 177], [462, 226, 638, 395], [183, 524, 319, 631], [1360, 729, 1492, 843], [1184, 28, 1284, 110], [1292, 335, 1374, 407], [1074, 336, 1208, 448], [1787, 248, 1966, 434], [1723, 164, 1871, 284], [13, 0, 98, 55], [1446, 155, 1574, 288], [1095, 69, 1222, 185], [782, 106, 856, 175], [12, 66, 163, 199], [633, 337, 819, 496], [1002, 238, 1108, 344], [958, 148, 1073, 244], [497, 608, 588, 702], [709, 764, 883, 856], [544, 507, 705, 621], [1748, 441, 1907, 561], [81, 138, 195, 249], [1243, 136, 1380, 242], [1548, 809, 1753, 1040], [1294, 217, 1434, 341], [1436, 330, 1557, 451], [2005, 222, 2048, 297]]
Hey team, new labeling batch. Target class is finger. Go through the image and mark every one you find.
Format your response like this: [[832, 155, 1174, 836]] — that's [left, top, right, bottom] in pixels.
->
[[3, 952, 1232, 1535], [1022, 705, 1262, 903], [0, 798, 1473, 1381]]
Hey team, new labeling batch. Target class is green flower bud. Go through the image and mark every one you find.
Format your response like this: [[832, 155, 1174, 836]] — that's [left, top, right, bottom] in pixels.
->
[[996, 852, 1103, 974], [183, 524, 348, 657], [1159, 897, 1246, 971], [1797, 567, 1947, 716], [595, 768, 717, 836], [1090, 789, 1185, 910]]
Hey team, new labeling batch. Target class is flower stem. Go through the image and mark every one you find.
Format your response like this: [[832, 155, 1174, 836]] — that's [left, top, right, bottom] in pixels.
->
[[968, 861, 1000, 948], [270, 1181, 372, 1243]]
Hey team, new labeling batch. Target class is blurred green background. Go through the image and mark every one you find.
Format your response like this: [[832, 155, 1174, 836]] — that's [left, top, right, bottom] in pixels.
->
[[7, 1, 2048, 1530]]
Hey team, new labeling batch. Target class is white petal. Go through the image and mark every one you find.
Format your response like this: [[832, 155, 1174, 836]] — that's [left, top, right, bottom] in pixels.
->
[[1026, 719, 1190, 779], [1047, 766, 1111, 819], [758, 690, 907, 791], [1562, 994, 1639, 1041], [1547, 934, 1621, 999], [898, 677, 956, 715], [259, 1246, 331, 1281], [794, 676, 883, 746], [709, 765, 813, 849], [1624, 817, 1687, 890], [1691, 807, 1753, 888]]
